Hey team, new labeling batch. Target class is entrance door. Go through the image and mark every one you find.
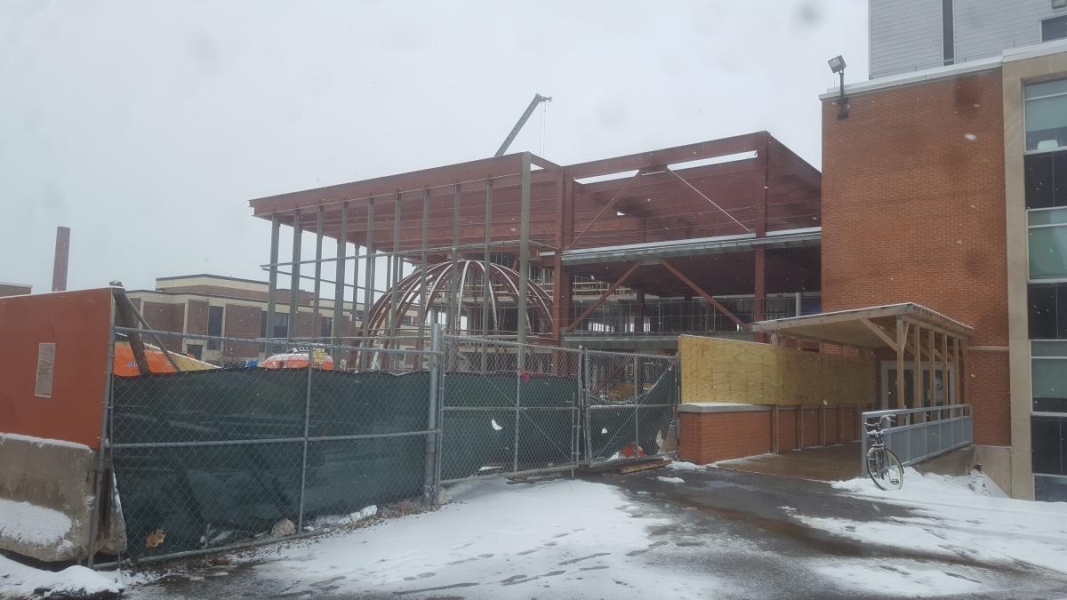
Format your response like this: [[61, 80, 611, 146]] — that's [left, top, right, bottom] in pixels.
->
[[881, 362, 953, 410]]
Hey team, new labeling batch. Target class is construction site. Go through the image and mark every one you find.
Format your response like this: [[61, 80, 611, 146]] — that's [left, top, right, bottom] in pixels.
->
[[5, 19, 1067, 577]]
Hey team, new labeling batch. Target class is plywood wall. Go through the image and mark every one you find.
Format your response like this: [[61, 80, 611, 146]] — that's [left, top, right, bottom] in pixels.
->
[[679, 335, 876, 406]]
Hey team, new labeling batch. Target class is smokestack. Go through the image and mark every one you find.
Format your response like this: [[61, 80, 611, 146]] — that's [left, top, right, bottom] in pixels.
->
[[52, 226, 70, 292]]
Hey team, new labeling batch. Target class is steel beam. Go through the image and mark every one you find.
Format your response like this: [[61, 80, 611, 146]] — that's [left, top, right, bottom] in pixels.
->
[[659, 259, 747, 329], [565, 261, 643, 334], [517, 153, 532, 362], [266, 214, 280, 354], [289, 211, 302, 342], [333, 202, 347, 352], [313, 207, 324, 341]]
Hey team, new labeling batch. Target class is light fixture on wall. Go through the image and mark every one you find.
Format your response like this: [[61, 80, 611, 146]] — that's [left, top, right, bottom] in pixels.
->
[[828, 55, 850, 119]]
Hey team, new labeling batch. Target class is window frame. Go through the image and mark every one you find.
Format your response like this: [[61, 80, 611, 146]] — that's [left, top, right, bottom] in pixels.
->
[[1024, 78, 1067, 155]]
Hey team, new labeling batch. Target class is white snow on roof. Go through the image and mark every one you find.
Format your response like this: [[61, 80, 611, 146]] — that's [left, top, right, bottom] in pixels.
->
[[0, 432, 91, 453]]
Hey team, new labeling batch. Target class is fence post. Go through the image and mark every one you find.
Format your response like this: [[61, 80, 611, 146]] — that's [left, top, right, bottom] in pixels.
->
[[87, 318, 117, 569], [513, 345, 522, 474], [573, 347, 583, 474], [297, 348, 313, 533], [583, 348, 593, 464], [425, 324, 442, 504], [633, 355, 640, 455]]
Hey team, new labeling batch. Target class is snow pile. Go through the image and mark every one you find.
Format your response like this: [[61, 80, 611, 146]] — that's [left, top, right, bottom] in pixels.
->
[[801, 468, 1067, 576], [308, 505, 378, 530], [656, 476, 685, 484], [0, 554, 122, 600], [0, 499, 74, 548], [832, 467, 1007, 499], [665, 460, 705, 472], [0, 433, 91, 453]]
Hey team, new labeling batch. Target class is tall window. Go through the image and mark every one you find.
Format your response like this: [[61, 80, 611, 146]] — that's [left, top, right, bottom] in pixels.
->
[[207, 306, 223, 350], [1025, 79, 1067, 152], [321, 316, 333, 339], [1028, 208, 1067, 281]]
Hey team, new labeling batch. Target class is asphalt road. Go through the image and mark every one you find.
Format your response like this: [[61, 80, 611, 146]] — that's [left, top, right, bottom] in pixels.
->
[[122, 467, 1067, 600]]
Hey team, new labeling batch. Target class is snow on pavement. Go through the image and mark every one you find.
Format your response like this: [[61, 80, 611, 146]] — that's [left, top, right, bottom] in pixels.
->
[[243, 477, 736, 599], [0, 554, 122, 600], [799, 468, 1067, 577]]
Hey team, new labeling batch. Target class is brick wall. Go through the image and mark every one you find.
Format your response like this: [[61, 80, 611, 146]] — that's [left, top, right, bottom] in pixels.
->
[[141, 301, 184, 351], [186, 300, 209, 336], [822, 69, 1010, 446], [223, 304, 261, 361], [679, 404, 866, 465]]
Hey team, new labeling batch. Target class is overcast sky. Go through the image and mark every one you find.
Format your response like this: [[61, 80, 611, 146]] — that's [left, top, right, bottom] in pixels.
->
[[0, 1, 867, 295]]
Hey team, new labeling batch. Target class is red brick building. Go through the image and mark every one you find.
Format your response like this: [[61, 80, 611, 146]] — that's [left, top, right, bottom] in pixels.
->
[[821, 43, 1067, 500]]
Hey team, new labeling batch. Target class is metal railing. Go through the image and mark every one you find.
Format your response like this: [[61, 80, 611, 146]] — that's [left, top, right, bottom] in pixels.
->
[[860, 404, 973, 473]]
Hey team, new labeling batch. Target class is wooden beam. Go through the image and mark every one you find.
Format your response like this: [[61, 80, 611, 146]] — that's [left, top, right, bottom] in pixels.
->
[[912, 323, 922, 411], [861, 318, 898, 351], [565, 261, 643, 333], [952, 337, 961, 404], [659, 259, 748, 329], [895, 316, 906, 409], [927, 328, 936, 416]]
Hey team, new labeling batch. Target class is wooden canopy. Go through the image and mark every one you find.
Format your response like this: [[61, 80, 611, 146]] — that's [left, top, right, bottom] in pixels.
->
[[752, 303, 974, 410]]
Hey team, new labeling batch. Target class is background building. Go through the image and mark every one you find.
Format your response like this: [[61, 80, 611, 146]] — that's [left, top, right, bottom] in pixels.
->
[[871, 0, 1067, 78], [822, 2, 1067, 500], [0, 283, 31, 298], [127, 274, 381, 366]]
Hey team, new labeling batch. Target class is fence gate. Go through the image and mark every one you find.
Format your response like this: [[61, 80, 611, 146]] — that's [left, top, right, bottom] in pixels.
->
[[439, 336, 582, 483], [583, 350, 679, 466]]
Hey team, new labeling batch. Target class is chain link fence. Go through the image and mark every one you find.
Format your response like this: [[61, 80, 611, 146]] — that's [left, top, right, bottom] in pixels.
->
[[106, 327, 441, 563], [583, 349, 679, 465], [439, 336, 581, 483], [97, 326, 678, 564]]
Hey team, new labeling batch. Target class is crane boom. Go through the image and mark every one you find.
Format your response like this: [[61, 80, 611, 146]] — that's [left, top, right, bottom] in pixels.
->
[[494, 94, 551, 157]]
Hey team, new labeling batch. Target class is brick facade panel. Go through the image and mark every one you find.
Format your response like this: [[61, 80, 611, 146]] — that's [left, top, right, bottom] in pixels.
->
[[142, 301, 184, 351], [822, 71, 1007, 347], [187, 300, 209, 336], [223, 304, 262, 361]]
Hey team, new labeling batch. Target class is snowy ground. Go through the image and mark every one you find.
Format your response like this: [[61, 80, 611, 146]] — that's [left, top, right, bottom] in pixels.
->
[[0, 554, 122, 600], [6, 463, 1067, 599]]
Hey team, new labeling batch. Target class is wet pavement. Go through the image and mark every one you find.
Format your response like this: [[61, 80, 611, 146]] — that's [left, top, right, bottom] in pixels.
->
[[122, 467, 1067, 600], [716, 442, 863, 481]]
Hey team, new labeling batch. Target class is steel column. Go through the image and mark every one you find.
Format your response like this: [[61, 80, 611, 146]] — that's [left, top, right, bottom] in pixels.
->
[[266, 214, 280, 353], [333, 202, 347, 352], [361, 199, 376, 368], [517, 153, 532, 361], [289, 211, 302, 342], [481, 179, 493, 371], [313, 208, 324, 341], [416, 188, 430, 367]]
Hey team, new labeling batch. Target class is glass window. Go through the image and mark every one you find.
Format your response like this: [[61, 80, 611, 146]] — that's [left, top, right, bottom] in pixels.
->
[[1036, 474, 1067, 503], [1029, 208, 1067, 280], [1033, 359, 1067, 413], [1025, 79, 1067, 152], [1043, 15, 1067, 42], [321, 316, 333, 339], [207, 306, 223, 350], [1026, 151, 1067, 209], [1032, 416, 1065, 476], [1028, 284, 1067, 339]]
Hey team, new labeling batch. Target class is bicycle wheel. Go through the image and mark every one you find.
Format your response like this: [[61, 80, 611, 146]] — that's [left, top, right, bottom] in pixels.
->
[[867, 447, 904, 490]]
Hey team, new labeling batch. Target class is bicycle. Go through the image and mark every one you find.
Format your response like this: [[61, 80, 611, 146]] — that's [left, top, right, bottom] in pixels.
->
[[864, 415, 904, 490]]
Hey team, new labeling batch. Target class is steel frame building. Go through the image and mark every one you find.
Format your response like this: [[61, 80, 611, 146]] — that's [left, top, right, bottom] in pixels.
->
[[248, 130, 822, 360]]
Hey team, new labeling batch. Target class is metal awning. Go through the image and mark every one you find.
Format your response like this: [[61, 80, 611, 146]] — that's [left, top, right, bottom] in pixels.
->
[[750, 303, 973, 349], [557, 227, 821, 266]]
